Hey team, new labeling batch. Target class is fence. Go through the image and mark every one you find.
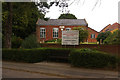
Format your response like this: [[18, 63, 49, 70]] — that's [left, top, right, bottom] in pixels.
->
[[40, 43, 120, 55]]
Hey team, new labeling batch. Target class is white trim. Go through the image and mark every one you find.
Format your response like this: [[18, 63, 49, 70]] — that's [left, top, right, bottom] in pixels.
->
[[40, 28, 46, 38], [53, 28, 59, 38]]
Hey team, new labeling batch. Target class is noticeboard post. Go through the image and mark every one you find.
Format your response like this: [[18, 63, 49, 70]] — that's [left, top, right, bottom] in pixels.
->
[[62, 30, 79, 45]]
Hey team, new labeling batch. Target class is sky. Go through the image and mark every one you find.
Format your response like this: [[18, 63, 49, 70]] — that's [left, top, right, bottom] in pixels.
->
[[45, 0, 120, 32]]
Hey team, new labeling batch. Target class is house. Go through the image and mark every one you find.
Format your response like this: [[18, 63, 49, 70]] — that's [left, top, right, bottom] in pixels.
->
[[100, 22, 120, 33], [36, 19, 99, 43], [87, 27, 99, 43]]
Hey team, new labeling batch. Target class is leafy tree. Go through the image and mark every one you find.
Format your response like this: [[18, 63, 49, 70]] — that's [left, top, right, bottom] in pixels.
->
[[58, 13, 77, 19], [3, 2, 45, 39], [104, 30, 120, 44], [96, 31, 111, 44], [73, 27, 88, 43], [2, 2, 45, 48], [2, 1, 102, 48]]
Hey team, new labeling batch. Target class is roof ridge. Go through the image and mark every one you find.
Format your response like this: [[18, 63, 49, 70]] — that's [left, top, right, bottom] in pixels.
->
[[88, 27, 99, 33], [37, 19, 88, 26]]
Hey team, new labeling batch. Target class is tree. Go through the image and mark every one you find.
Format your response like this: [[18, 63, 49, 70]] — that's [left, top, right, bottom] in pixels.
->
[[3, 2, 13, 48], [73, 27, 88, 43], [96, 31, 111, 44], [58, 13, 77, 19], [2, 2, 46, 48], [3, 2, 45, 39], [2, 1, 101, 48], [104, 30, 120, 44]]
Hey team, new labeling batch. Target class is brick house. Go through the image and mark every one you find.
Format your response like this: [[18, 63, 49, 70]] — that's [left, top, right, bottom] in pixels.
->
[[100, 22, 120, 33], [87, 27, 99, 42], [36, 19, 99, 43]]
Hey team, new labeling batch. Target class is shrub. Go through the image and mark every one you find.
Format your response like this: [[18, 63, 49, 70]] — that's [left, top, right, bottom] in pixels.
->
[[73, 27, 88, 43], [2, 48, 118, 68], [11, 36, 23, 48], [69, 49, 118, 68], [45, 39, 61, 43], [21, 34, 39, 49], [45, 39, 56, 43], [96, 31, 111, 44], [2, 48, 47, 63], [57, 39, 62, 43], [104, 30, 120, 44], [2, 48, 71, 63], [46, 48, 70, 62]]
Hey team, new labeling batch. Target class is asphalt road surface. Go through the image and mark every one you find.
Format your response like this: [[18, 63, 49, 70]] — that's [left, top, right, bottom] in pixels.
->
[[2, 61, 119, 78]]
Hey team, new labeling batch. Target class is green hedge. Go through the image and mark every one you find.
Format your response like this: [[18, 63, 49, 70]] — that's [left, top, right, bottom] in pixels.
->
[[2, 49, 47, 63], [69, 48, 118, 68], [2, 48, 70, 63], [46, 48, 70, 62], [2, 48, 119, 68]]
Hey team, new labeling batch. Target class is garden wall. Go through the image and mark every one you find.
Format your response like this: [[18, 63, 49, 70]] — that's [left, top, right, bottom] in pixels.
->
[[40, 43, 120, 55]]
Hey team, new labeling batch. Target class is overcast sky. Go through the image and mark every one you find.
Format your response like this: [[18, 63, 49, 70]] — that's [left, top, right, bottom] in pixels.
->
[[45, 0, 120, 32]]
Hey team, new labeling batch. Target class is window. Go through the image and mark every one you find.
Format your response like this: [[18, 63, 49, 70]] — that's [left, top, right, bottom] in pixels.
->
[[40, 28, 46, 38], [66, 28, 71, 31], [53, 28, 58, 38], [105, 29, 109, 32], [91, 34, 95, 39]]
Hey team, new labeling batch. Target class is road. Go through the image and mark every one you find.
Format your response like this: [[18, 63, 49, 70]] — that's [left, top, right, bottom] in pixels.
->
[[2, 61, 119, 78]]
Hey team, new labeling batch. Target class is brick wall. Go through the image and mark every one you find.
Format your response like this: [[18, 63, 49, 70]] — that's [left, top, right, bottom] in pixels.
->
[[87, 27, 99, 42], [37, 25, 87, 43]]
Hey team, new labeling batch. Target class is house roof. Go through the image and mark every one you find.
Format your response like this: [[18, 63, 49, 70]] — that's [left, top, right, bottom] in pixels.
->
[[36, 19, 88, 26], [100, 24, 111, 32], [87, 27, 99, 33], [100, 22, 120, 32]]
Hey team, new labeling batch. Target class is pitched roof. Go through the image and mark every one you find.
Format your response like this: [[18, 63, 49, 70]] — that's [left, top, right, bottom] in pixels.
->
[[100, 22, 120, 32], [36, 19, 88, 26], [100, 24, 111, 32], [87, 27, 99, 33]]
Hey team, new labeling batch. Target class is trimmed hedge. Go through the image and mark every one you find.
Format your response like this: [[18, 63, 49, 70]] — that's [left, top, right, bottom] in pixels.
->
[[69, 48, 118, 68], [2, 48, 119, 68], [46, 48, 70, 62], [2, 49, 47, 63], [2, 48, 70, 63]]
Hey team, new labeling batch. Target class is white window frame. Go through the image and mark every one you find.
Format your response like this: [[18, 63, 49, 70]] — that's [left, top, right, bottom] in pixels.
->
[[91, 34, 95, 39], [53, 28, 59, 38], [40, 28, 46, 38], [66, 28, 71, 31]]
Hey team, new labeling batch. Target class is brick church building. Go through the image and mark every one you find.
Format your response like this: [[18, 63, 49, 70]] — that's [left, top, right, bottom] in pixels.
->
[[36, 19, 99, 43]]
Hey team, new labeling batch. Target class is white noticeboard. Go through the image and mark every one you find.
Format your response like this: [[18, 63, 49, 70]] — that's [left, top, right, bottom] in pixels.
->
[[62, 30, 79, 45]]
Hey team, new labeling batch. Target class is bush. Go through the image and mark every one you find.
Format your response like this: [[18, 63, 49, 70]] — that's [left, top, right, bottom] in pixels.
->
[[45, 39, 56, 43], [2, 48, 119, 68], [46, 48, 70, 62], [104, 30, 120, 44], [21, 34, 39, 49], [69, 49, 118, 68], [45, 39, 61, 43], [97, 31, 111, 44], [57, 39, 62, 43], [2, 48, 71, 63], [73, 27, 88, 43], [12, 36, 23, 48], [2, 48, 47, 63]]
